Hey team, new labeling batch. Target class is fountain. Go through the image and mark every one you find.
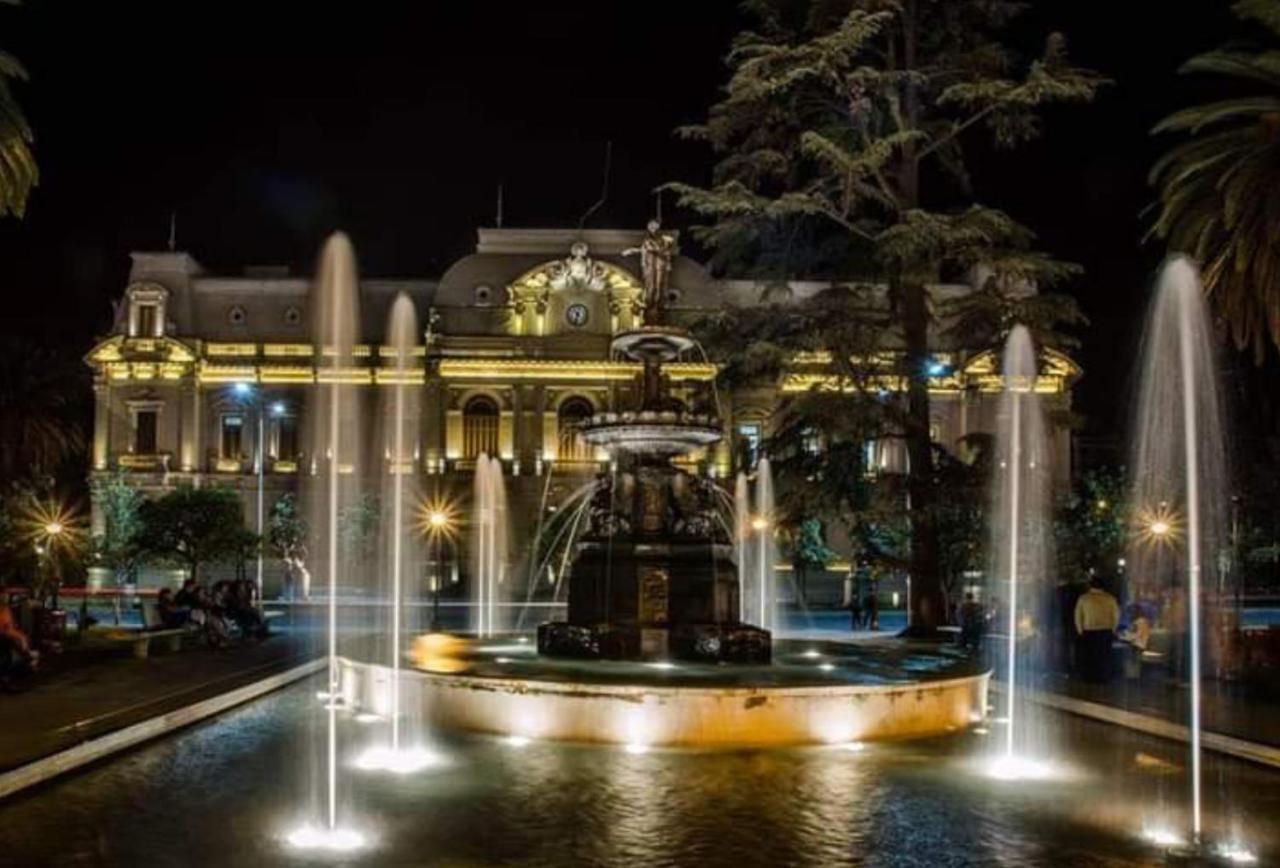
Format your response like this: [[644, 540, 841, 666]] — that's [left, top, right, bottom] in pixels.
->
[[985, 325, 1057, 780], [471, 453, 509, 638], [336, 243, 988, 749], [734, 471, 750, 623], [1128, 256, 1233, 850], [289, 232, 367, 850], [354, 292, 439, 775], [753, 457, 779, 633], [536, 322, 770, 663]]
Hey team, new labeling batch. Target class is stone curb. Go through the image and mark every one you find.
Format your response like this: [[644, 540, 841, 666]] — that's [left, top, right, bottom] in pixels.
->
[[0, 657, 325, 800], [994, 683, 1280, 769]]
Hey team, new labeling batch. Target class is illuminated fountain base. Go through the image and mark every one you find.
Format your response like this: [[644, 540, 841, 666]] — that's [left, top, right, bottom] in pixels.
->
[[338, 637, 989, 749]]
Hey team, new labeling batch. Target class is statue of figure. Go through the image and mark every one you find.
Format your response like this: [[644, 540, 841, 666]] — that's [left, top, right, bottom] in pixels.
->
[[423, 307, 442, 346], [623, 219, 677, 321], [550, 241, 608, 291]]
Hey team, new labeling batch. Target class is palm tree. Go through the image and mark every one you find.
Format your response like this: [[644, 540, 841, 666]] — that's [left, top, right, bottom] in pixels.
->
[[0, 338, 88, 484], [0, 0, 37, 218], [1150, 0, 1280, 363]]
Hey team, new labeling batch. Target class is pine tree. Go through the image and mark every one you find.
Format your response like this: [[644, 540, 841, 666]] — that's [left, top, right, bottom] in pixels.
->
[[670, 0, 1102, 633]]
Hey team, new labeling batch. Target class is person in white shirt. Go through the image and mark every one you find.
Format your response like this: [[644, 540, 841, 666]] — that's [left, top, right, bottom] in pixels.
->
[[1074, 578, 1121, 682]]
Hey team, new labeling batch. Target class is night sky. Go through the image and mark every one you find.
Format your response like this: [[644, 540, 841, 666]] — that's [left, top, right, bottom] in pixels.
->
[[0, 0, 1244, 445]]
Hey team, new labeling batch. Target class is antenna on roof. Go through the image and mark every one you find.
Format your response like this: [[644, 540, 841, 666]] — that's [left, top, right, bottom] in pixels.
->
[[168, 211, 177, 252], [496, 183, 504, 228], [576, 140, 612, 234]]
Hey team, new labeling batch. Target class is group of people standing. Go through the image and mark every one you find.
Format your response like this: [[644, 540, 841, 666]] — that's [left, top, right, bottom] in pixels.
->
[[842, 565, 880, 631]]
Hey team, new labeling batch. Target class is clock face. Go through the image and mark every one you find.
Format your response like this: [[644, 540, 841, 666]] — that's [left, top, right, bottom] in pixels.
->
[[565, 303, 589, 328]]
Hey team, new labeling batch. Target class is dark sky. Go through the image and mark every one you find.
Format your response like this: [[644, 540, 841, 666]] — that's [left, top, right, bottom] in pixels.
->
[[0, 0, 1243, 443]]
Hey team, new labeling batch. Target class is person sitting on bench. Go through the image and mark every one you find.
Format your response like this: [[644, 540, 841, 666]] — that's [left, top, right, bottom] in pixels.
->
[[156, 588, 191, 629], [0, 601, 38, 689]]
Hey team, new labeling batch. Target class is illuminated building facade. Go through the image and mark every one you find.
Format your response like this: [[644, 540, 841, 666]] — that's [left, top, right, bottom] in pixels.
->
[[85, 226, 1078, 592]]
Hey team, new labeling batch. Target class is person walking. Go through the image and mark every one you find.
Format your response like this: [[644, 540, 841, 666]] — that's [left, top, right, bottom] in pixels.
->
[[1073, 577, 1121, 683]]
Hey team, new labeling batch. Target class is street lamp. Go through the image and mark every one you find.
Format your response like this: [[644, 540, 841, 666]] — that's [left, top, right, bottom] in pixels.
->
[[419, 504, 455, 632], [231, 383, 285, 608]]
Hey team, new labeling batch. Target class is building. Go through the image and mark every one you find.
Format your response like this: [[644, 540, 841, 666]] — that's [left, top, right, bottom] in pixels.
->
[[85, 225, 1079, 596]]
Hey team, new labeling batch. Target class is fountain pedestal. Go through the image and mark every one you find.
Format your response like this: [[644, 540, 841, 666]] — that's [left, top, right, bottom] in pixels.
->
[[538, 327, 771, 663]]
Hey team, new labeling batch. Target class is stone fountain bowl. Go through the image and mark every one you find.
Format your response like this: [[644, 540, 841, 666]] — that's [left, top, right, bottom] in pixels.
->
[[337, 637, 990, 750], [611, 327, 698, 360], [580, 418, 722, 457]]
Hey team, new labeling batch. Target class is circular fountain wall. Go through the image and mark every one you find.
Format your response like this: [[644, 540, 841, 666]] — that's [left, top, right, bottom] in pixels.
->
[[338, 638, 989, 749]]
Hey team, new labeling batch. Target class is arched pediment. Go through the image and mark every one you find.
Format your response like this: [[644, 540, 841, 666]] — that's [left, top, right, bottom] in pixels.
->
[[508, 245, 642, 299], [505, 243, 645, 336]]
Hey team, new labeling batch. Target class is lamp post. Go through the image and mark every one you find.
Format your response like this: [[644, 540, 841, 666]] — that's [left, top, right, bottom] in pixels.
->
[[427, 509, 450, 631], [233, 384, 285, 608]]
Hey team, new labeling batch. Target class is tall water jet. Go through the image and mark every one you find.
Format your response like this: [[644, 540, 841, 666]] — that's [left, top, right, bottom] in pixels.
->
[[290, 232, 367, 850], [987, 325, 1054, 778], [356, 293, 433, 774], [471, 454, 509, 637], [734, 472, 750, 623], [754, 458, 779, 632], [1128, 257, 1230, 845]]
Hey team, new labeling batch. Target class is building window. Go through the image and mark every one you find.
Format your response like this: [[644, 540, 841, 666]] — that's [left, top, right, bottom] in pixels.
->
[[136, 304, 158, 338], [220, 414, 245, 461], [557, 397, 595, 462], [134, 410, 158, 454], [275, 415, 298, 462], [735, 423, 761, 470], [462, 396, 499, 460]]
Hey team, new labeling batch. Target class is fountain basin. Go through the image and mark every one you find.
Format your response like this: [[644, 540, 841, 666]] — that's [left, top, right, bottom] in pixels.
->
[[338, 638, 990, 749]]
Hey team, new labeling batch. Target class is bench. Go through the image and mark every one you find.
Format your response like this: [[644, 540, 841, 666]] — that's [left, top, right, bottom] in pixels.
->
[[100, 602, 189, 659]]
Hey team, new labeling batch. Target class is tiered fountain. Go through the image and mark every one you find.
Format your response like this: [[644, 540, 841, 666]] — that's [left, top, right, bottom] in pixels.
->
[[537, 322, 770, 662], [334, 237, 987, 751]]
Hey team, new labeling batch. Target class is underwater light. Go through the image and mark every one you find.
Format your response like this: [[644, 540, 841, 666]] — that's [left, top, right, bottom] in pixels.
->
[[503, 735, 531, 748], [984, 755, 1057, 781], [624, 743, 650, 755], [1216, 843, 1258, 864], [836, 741, 866, 753], [645, 661, 677, 670], [354, 745, 445, 775], [354, 713, 382, 724], [818, 663, 836, 672], [802, 649, 822, 659], [495, 657, 514, 664], [284, 825, 368, 852], [1141, 826, 1185, 848], [973, 727, 990, 735]]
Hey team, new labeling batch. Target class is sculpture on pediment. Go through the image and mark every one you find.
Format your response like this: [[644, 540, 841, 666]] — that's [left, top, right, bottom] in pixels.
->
[[549, 241, 609, 292], [623, 219, 677, 322]]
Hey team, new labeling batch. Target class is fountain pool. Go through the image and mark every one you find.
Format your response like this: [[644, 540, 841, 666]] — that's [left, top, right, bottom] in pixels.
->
[[1, 678, 1273, 866]]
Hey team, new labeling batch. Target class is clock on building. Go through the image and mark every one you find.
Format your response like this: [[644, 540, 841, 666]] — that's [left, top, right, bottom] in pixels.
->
[[565, 302, 589, 328]]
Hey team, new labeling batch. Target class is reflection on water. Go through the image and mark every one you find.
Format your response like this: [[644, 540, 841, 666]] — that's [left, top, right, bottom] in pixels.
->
[[1, 680, 1275, 867]]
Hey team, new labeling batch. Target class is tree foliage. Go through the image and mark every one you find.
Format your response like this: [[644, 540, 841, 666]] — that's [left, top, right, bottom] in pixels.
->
[[670, 0, 1101, 630], [1150, 0, 1280, 363], [0, 337, 88, 486], [91, 472, 146, 586], [138, 485, 247, 583], [0, 0, 37, 218]]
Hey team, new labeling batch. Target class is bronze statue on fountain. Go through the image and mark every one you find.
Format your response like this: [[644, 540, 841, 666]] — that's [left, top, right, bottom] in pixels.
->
[[537, 222, 771, 663]]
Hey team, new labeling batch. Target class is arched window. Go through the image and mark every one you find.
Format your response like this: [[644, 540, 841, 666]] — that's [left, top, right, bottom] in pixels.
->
[[462, 396, 499, 460], [557, 397, 595, 462]]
